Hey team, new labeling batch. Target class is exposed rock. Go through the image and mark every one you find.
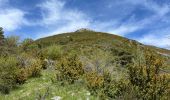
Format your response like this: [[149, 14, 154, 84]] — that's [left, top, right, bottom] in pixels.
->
[[75, 28, 94, 32], [51, 96, 62, 100], [43, 59, 56, 69]]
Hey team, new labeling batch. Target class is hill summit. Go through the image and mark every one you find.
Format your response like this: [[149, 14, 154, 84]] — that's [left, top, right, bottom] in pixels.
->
[[75, 28, 94, 32]]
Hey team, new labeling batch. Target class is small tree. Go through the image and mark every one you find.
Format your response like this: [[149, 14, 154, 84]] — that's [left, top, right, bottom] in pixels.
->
[[5, 36, 20, 54], [20, 38, 34, 51], [0, 27, 5, 56], [0, 27, 4, 45]]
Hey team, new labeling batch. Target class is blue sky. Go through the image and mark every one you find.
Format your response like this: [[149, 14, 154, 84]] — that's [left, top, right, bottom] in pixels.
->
[[0, 0, 170, 49]]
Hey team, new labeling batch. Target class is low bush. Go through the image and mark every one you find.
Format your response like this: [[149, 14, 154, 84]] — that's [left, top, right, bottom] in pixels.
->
[[56, 54, 84, 84], [125, 48, 170, 99], [17, 53, 42, 82], [0, 56, 19, 94], [85, 71, 104, 95], [85, 71, 116, 99], [43, 45, 62, 60], [29, 58, 42, 77], [16, 68, 28, 84]]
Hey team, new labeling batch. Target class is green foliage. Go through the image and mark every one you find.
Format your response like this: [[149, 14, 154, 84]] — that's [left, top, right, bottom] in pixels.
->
[[0, 56, 19, 94], [127, 48, 170, 99], [0, 27, 4, 45], [111, 48, 133, 67], [5, 36, 19, 47], [56, 54, 84, 84], [4, 36, 20, 56], [99, 71, 116, 99], [16, 68, 28, 84], [0, 27, 5, 56], [0, 36, 20, 57], [20, 38, 34, 51], [43, 45, 62, 60], [15, 53, 42, 85], [0, 28, 169, 100], [35, 87, 50, 100], [85, 71, 104, 95], [29, 58, 42, 77], [20, 39, 41, 58], [84, 71, 116, 99], [81, 47, 114, 72]]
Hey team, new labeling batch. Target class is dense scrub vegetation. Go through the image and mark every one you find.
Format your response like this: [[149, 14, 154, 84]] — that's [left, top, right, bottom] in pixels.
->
[[0, 28, 42, 94], [0, 27, 170, 99]]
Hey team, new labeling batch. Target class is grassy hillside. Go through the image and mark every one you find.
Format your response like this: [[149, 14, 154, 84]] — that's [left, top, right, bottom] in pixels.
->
[[35, 29, 170, 66], [0, 29, 170, 99], [0, 69, 96, 100], [36, 29, 170, 55]]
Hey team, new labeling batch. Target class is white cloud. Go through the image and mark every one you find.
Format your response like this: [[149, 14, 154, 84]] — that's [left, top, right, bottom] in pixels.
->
[[37, 0, 65, 25], [108, 25, 140, 36], [38, 0, 91, 26], [35, 0, 91, 38], [0, 9, 26, 31], [0, 0, 169, 49], [123, 0, 170, 49], [125, 0, 170, 16], [138, 28, 170, 49], [0, 0, 27, 31], [106, 0, 170, 36], [35, 0, 170, 44]]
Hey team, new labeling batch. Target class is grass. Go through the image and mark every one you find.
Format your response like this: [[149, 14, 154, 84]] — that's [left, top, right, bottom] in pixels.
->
[[0, 69, 97, 100]]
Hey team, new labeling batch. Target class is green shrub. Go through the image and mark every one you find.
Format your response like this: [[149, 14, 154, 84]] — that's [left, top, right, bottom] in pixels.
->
[[5, 36, 20, 55], [0, 27, 5, 56], [20, 38, 34, 51], [126, 48, 170, 99], [0, 56, 19, 94], [99, 71, 116, 99], [17, 53, 42, 78], [111, 48, 133, 67], [16, 68, 28, 84], [85, 71, 116, 99], [43, 45, 62, 60], [114, 80, 138, 100], [85, 71, 104, 95], [80, 47, 114, 73], [0, 27, 4, 45], [29, 58, 42, 77], [56, 54, 84, 84]]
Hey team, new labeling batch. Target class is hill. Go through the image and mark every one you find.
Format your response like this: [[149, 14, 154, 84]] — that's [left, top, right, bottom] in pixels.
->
[[36, 28, 170, 59], [35, 29, 170, 72], [36, 29, 170, 52], [1, 29, 170, 99]]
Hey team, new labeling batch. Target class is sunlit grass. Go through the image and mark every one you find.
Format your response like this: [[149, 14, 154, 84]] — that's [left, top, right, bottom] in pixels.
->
[[0, 69, 96, 100]]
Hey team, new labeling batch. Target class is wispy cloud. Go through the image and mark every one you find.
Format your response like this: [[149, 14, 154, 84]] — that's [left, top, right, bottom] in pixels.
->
[[0, 0, 170, 49], [34, 0, 170, 50], [138, 28, 170, 49], [0, 0, 27, 31], [0, 9, 26, 31], [35, 0, 91, 38], [106, 0, 170, 36]]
